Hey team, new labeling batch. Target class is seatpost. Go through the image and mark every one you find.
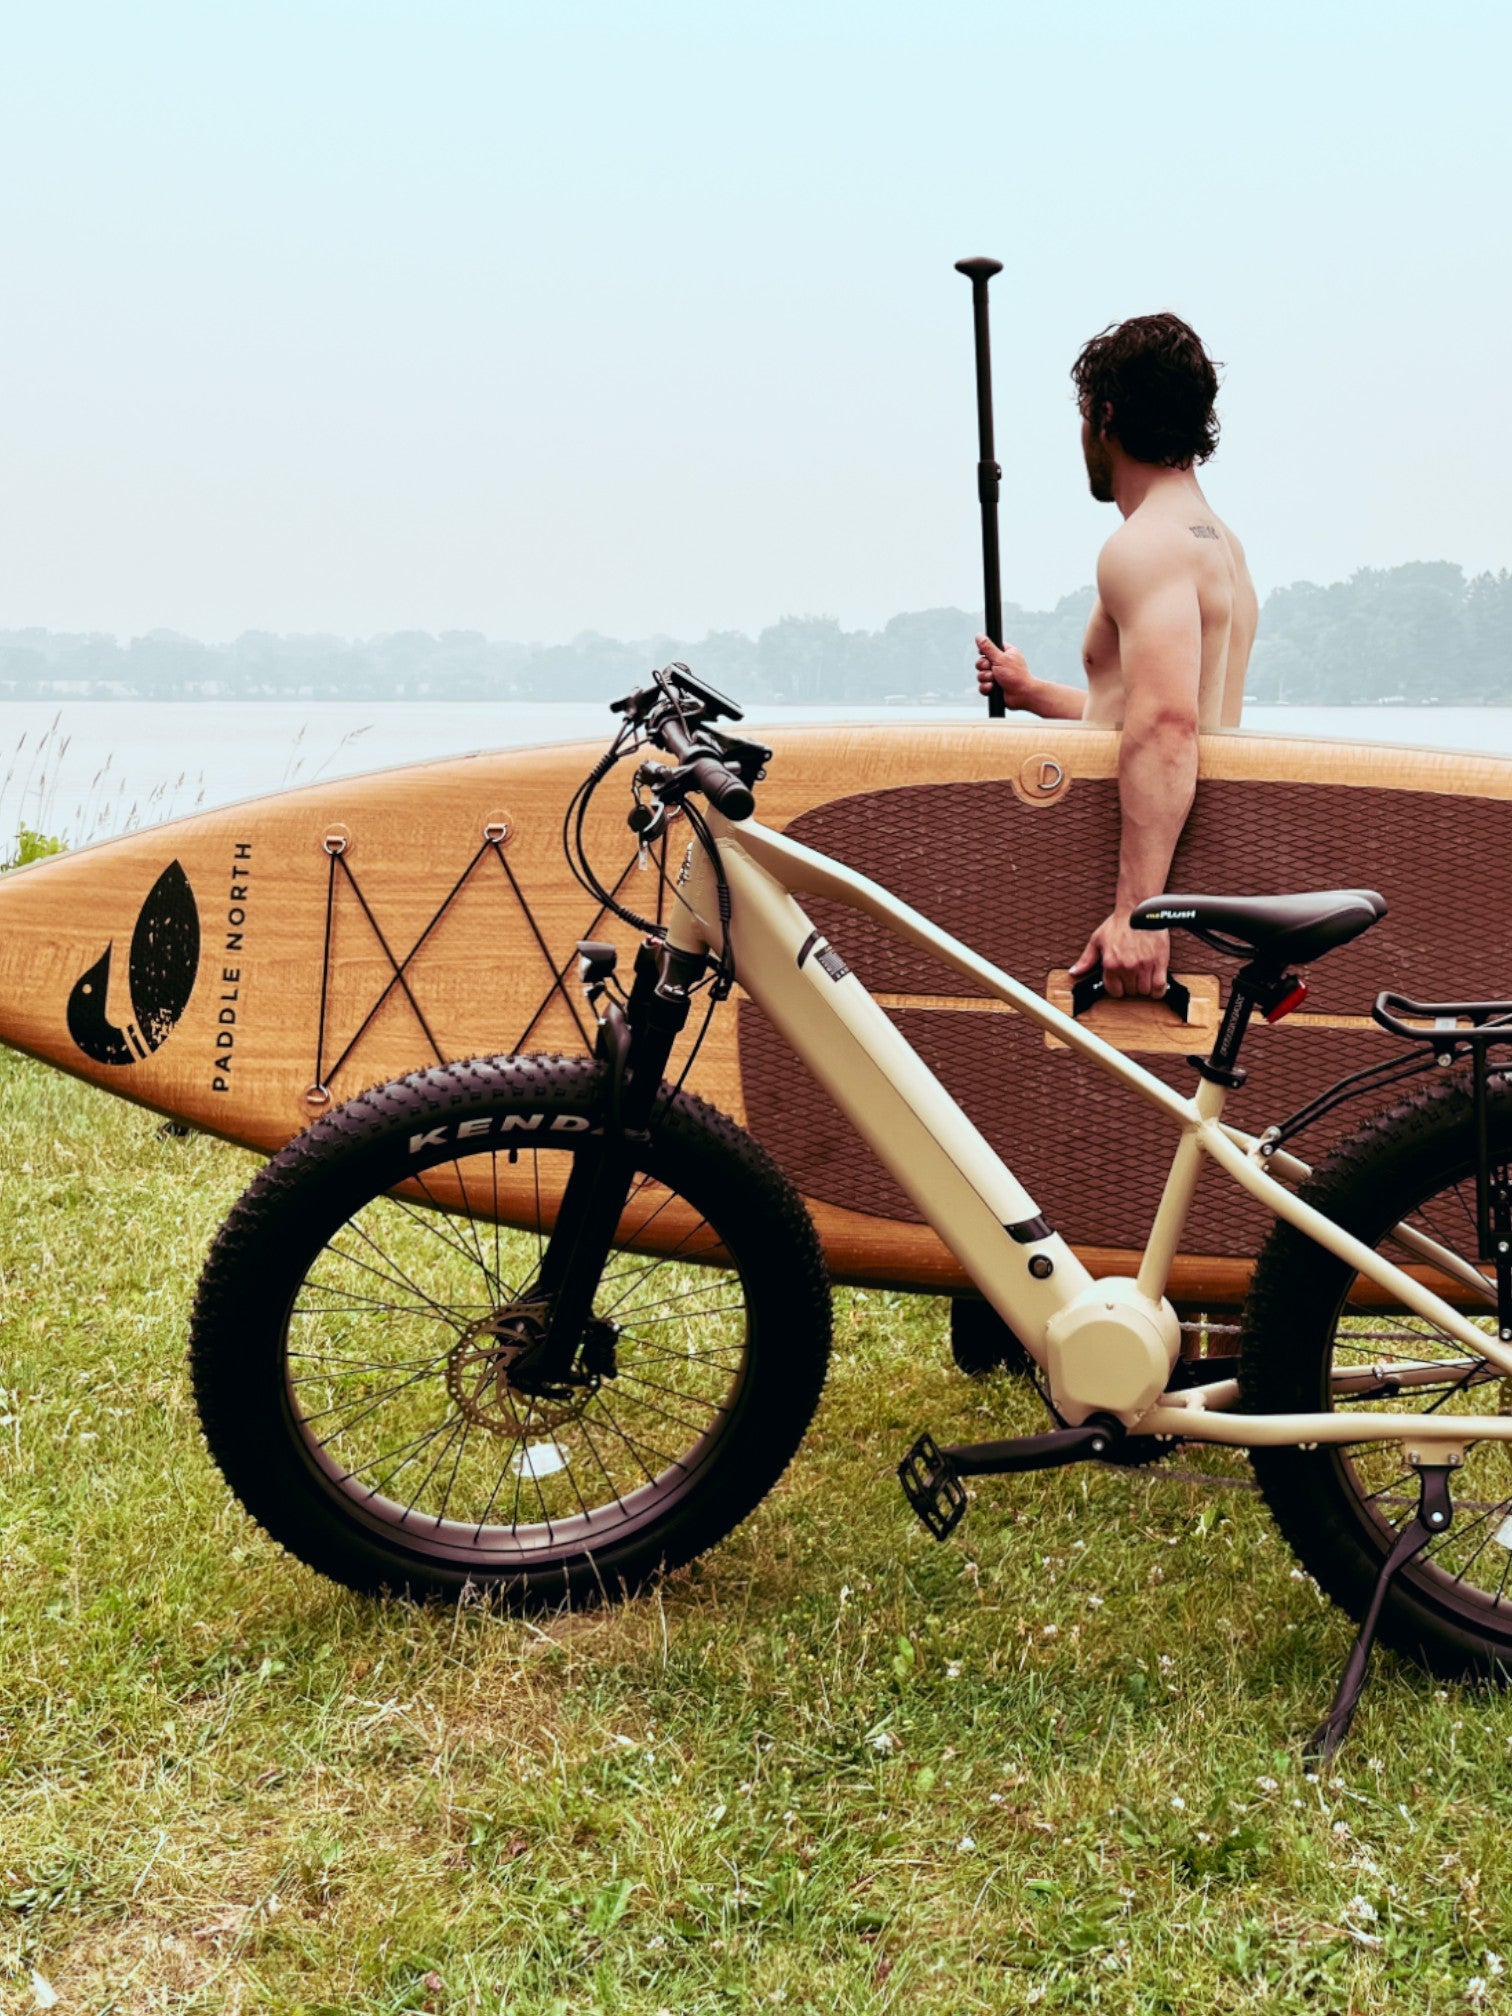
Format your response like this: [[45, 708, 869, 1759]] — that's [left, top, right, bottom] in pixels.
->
[[1190, 970, 1261, 1090]]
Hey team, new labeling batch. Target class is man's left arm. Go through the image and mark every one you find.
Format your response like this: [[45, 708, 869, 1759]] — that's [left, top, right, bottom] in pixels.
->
[[1069, 550, 1202, 998]]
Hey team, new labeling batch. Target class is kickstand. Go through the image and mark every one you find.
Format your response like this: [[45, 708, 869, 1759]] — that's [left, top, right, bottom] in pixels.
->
[[1306, 1460, 1456, 1764]]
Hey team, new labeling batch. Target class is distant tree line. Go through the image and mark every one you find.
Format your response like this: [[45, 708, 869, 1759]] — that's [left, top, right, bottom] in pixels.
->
[[1, 562, 1507, 705]]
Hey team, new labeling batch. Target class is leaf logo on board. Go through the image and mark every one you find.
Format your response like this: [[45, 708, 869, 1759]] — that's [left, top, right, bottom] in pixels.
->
[[66, 861, 201, 1067]]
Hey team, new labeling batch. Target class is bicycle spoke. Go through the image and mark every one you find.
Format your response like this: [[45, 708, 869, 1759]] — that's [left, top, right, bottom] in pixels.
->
[[610, 1373, 723, 1434], [302, 1352, 453, 1434], [385, 1183, 503, 1290]]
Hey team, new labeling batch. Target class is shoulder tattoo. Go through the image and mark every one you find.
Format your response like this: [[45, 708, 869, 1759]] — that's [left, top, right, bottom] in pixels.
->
[[1189, 523, 1220, 540]]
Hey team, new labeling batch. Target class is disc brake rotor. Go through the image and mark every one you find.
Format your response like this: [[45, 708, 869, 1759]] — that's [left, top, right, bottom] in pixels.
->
[[446, 1302, 584, 1438]]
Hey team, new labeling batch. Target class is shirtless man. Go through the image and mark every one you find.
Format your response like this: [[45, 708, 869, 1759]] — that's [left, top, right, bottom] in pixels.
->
[[975, 312, 1258, 999]]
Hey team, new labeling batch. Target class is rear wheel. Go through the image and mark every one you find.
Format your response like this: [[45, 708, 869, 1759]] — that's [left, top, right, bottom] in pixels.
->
[[190, 1055, 831, 1606], [950, 1297, 1035, 1378], [1243, 1076, 1512, 1677]]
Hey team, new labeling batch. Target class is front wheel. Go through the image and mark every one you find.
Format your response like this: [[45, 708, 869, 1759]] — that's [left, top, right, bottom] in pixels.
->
[[1242, 1075, 1512, 1678], [189, 1055, 831, 1606]]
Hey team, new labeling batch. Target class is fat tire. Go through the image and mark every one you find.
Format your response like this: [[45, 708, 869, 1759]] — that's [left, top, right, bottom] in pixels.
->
[[1242, 1073, 1512, 1679], [189, 1054, 831, 1608]]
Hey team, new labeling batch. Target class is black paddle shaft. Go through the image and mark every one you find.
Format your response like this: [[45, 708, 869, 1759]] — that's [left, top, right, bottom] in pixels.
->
[[955, 256, 1006, 719]]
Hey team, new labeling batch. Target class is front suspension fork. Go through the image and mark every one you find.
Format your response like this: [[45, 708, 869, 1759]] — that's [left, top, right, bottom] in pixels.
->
[[514, 938, 707, 1391]]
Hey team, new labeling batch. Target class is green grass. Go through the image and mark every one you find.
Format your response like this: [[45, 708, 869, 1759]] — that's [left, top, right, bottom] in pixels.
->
[[3, 1047, 1512, 2014]]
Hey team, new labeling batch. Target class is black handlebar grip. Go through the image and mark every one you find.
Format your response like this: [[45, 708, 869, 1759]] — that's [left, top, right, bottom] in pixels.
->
[[689, 756, 755, 821]]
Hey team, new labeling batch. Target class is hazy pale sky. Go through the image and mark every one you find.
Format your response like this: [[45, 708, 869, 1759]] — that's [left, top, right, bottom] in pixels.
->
[[1, 1, 1508, 643]]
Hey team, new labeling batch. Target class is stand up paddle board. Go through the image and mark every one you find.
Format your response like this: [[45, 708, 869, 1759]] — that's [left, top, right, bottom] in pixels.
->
[[2, 718, 1506, 1307]]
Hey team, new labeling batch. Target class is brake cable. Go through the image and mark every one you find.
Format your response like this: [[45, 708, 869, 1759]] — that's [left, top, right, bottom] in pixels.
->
[[562, 702, 740, 1008]]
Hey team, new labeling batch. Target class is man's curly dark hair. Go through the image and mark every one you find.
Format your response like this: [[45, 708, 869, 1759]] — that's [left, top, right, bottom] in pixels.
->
[[1070, 313, 1222, 468]]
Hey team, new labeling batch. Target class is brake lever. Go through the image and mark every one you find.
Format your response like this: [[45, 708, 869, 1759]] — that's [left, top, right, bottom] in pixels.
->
[[1071, 968, 1192, 1024]]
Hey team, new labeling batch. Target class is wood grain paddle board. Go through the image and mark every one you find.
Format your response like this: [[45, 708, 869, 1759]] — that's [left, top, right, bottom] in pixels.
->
[[3, 719, 1508, 1307]]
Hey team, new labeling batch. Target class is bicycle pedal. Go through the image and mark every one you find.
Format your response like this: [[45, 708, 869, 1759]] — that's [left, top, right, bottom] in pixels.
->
[[898, 1433, 968, 1541]]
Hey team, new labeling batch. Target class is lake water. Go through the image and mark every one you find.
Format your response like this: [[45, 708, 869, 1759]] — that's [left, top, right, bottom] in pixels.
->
[[5, 698, 1512, 842]]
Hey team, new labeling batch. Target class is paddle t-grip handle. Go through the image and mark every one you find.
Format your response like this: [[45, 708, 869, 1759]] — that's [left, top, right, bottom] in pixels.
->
[[955, 256, 1006, 719]]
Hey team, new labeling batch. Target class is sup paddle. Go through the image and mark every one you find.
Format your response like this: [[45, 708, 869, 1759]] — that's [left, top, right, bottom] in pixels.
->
[[955, 256, 1006, 718]]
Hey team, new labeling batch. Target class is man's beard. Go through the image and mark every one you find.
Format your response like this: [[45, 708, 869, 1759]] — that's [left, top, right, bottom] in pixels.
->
[[1084, 433, 1115, 503]]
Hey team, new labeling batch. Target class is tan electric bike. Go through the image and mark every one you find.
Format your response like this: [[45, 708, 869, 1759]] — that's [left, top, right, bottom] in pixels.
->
[[191, 665, 1512, 1754]]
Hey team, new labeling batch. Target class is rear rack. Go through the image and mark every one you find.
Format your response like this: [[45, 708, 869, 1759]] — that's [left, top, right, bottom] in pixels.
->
[[1374, 993, 1512, 1295], [1260, 988, 1512, 1340]]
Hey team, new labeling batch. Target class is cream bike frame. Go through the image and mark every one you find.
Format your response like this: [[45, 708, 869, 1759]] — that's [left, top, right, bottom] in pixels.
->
[[665, 801, 1510, 1461]]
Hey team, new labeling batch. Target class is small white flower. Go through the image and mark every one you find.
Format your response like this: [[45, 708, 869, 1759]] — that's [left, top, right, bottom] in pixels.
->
[[1466, 1978, 1488, 2004], [1345, 1896, 1377, 1922], [1169, 1796, 1186, 1811], [946, 1661, 962, 1679], [1159, 1655, 1175, 1672], [957, 1835, 976, 1852], [1255, 1775, 1279, 1793], [869, 1729, 897, 1754], [1086, 1594, 1105, 1609], [1041, 1624, 1059, 1638], [1487, 1952, 1506, 1978], [1332, 1821, 1351, 1838], [989, 1793, 1005, 1805]]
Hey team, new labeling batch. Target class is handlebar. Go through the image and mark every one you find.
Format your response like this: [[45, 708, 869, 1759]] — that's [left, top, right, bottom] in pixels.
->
[[655, 710, 756, 820]]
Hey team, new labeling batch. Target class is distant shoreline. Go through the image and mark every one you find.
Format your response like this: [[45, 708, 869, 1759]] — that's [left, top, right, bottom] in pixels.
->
[[4, 563, 1507, 710]]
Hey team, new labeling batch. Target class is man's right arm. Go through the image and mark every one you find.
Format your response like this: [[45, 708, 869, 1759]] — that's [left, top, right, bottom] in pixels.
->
[[974, 636, 1087, 718]]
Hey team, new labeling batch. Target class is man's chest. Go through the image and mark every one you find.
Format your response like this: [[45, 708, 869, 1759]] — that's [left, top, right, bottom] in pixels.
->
[[1082, 596, 1120, 680]]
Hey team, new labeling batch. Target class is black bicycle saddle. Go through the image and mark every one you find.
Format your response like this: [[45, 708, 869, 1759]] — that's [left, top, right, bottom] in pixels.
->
[[1131, 888, 1387, 965]]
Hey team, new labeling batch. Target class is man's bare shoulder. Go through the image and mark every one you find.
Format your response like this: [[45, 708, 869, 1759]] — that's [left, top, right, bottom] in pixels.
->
[[1095, 513, 1205, 611]]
